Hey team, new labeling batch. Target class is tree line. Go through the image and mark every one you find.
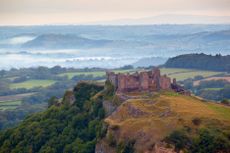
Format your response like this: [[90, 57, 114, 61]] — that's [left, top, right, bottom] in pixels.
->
[[164, 53, 230, 72]]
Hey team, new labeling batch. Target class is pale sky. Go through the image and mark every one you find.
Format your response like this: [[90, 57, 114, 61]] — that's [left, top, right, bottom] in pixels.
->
[[0, 0, 230, 25]]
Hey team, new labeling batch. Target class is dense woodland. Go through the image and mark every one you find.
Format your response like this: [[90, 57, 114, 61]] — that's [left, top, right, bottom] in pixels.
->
[[164, 53, 230, 72], [0, 82, 106, 153]]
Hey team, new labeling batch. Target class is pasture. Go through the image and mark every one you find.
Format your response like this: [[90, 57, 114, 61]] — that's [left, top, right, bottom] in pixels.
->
[[10, 80, 56, 89], [59, 68, 223, 81], [59, 71, 105, 79], [0, 93, 35, 102], [160, 68, 223, 81], [206, 103, 230, 120], [0, 100, 21, 110], [193, 76, 230, 86], [58, 69, 139, 79], [0, 93, 36, 110]]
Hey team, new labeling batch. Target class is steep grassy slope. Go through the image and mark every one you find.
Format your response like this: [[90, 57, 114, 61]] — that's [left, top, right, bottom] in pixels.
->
[[103, 92, 230, 152]]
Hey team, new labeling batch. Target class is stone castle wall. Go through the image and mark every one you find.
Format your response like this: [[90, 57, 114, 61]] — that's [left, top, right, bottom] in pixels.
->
[[106, 68, 171, 93]]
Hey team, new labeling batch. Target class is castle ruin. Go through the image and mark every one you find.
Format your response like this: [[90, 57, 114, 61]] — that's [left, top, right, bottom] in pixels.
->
[[106, 68, 172, 93]]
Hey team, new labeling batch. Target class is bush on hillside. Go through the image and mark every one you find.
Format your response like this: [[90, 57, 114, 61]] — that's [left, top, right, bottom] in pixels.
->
[[164, 128, 230, 153], [164, 130, 191, 151]]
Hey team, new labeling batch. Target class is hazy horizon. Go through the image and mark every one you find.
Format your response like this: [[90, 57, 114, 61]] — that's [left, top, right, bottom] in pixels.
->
[[1, 0, 230, 25]]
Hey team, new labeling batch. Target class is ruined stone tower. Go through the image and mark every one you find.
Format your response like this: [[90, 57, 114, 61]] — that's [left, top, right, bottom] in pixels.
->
[[106, 68, 171, 93]]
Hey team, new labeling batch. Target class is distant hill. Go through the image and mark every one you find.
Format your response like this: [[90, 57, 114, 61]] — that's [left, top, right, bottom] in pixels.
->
[[132, 57, 168, 67], [87, 14, 230, 25], [164, 53, 230, 72], [1, 25, 230, 57], [22, 34, 112, 49], [142, 30, 230, 45]]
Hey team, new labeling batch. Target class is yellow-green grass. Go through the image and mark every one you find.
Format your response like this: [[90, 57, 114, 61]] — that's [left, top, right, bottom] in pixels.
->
[[10, 80, 56, 89], [6, 76, 19, 81], [160, 68, 193, 75], [59, 68, 222, 81], [206, 103, 230, 120], [0, 93, 36, 102], [59, 71, 105, 79], [203, 88, 223, 91], [160, 68, 222, 81], [58, 69, 139, 79], [0, 100, 21, 110], [105, 93, 230, 152]]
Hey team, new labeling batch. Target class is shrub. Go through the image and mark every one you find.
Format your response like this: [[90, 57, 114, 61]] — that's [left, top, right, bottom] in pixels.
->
[[192, 118, 202, 126], [107, 132, 116, 147], [104, 80, 115, 98], [191, 128, 230, 153], [164, 130, 191, 151], [116, 140, 135, 153], [221, 99, 230, 105]]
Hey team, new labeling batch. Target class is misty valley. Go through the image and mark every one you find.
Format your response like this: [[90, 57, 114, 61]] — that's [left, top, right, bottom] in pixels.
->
[[1, 25, 230, 69]]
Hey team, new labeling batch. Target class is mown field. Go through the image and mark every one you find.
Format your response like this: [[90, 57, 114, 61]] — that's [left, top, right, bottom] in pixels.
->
[[193, 76, 230, 86], [59, 68, 224, 81], [59, 71, 105, 79], [10, 80, 56, 89], [160, 68, 223, 81], [58, 69, 139, 79], [0, 100, 21, 110], [203, 88, 223, 91], [0, 93, 35, 111]]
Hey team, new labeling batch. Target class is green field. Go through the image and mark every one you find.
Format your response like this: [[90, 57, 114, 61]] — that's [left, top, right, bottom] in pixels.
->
[[59, 68, 223, 81], [207, 103, 230, 120], [0, 100, 21, 110], [6, 76, 19, 81], [59, 69, 139, 79], [160, 68, 193, 75], [160, 68, 223, 81], [203, 88, 223, 91], [10, 80, 56, 89], [59, 71, 105, 79]]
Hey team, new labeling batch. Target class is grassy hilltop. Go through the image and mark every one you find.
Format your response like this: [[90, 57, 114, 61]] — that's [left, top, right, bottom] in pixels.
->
[[100, 91, 230, 152]]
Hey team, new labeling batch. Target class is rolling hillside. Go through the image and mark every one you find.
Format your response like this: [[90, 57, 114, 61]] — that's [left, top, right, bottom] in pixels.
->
[[97, 91, 230, 152], [22, 34, 111, 49]]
